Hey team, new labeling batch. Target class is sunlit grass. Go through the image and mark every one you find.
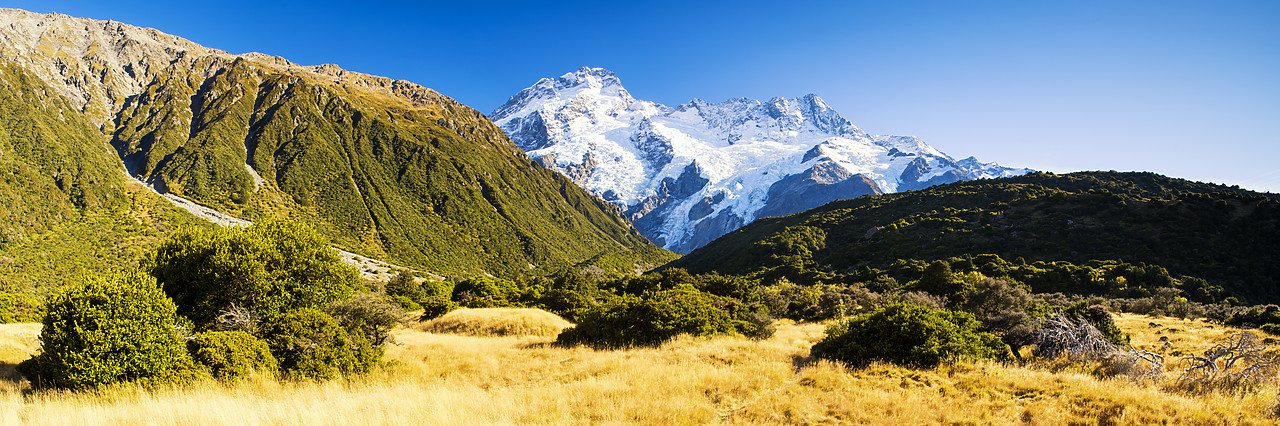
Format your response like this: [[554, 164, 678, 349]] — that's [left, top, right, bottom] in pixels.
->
[[0, 311, 1275, 424], [415, 307, 572, 337]]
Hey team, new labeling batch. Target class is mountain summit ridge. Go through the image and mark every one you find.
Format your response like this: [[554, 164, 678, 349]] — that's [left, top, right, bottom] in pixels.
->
[[492, 66, 1031, 253]]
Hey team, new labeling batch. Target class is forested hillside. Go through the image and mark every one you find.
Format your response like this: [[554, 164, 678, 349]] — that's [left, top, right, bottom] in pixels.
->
[[109, 55, 656, 277], [670, 171, 1280, 303]]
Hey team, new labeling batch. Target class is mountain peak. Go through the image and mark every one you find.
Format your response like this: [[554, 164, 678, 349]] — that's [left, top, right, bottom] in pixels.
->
[[494, 68, 1030, 253], [490, 66, 633, 121], [556, 66, 623, 89]]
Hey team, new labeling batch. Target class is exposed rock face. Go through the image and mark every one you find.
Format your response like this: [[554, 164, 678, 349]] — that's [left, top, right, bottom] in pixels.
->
[[756, 162, 882, 220], [492, 67, 1032, 253]]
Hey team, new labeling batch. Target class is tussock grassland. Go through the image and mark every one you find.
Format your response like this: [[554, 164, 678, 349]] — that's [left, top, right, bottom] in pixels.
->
[[0, 312, 1275, 424], [415, 308, 572, 337]]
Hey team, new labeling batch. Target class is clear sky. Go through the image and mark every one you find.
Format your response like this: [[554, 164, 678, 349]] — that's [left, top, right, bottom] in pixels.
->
[[10, 0, 1280, 193]]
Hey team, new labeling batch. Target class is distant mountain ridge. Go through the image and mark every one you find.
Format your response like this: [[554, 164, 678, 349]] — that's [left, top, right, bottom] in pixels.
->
[[0, 9, 660, 279], [491, 67, 1030, 253]]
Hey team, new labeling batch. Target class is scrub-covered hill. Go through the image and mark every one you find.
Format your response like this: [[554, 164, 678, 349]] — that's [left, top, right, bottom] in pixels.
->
[[669, 171, 1280, 303], [0, 8, 664, 279]]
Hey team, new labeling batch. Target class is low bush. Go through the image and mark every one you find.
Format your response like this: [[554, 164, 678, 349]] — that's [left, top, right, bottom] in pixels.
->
[[536, 288, 595, 323], [19, 271, 199, 389], [419, 297, 459, 321], [1227, 305, 1280, 329], [257, 309, 377, 380], [810, 303, 1007, 368], [145, 220, 361, 327], [452, 277, 520, 308], [188, 331, 277, 380], [384, 271, 426, 301], [557, 290, 770, 347], [327, 293, 404, 348]]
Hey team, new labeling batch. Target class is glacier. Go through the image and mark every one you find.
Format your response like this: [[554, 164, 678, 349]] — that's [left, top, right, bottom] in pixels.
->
[[491, 67, 1031, 254]]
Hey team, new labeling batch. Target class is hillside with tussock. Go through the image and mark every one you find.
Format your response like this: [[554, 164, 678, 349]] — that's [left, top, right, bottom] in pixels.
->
[[0, 310, 1276, 424]]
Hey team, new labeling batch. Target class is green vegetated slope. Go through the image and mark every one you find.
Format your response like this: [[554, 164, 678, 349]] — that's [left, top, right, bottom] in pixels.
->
[[111, 56, 657, 277], [0, 61, 124, 240], [0, 61, 207, 315], [670, 171, 1280, 302]]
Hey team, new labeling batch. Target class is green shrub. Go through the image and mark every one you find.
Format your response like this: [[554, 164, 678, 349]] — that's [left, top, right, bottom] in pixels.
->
[[536, 288, 596, 323], [1226, 305, 1280, 328], [810, 303, 1007, 368], [257, 309, 377, 380], [18, 271, 199, 389], [419, 297, 459, 321], [453, 277, 520, 308], [910, 260, 974, 302], [327, 293, 404, 347], [188, 331, 277, 380], [385, 271, 426, 301], [145, 220, 360, 327], [389, 294, 422, 311], [421, 280, 454, 300], [556, 290, 760, 347]]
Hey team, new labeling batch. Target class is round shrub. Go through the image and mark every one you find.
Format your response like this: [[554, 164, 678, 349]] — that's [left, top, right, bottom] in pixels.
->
[[385, 271, 426, 301], [556, 290, 745, 347], [19, 271, 199, 389], [811, 303, 1007, 368], [145, 220, 361, 327], [188, 331, 277, 380], [420, 297, 460, 320], [257, 309, 377, 380], [327, 293, 404, 347]]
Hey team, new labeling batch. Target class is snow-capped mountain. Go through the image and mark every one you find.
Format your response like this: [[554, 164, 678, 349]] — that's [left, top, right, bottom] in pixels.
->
[[491, 67, 1031, 253]]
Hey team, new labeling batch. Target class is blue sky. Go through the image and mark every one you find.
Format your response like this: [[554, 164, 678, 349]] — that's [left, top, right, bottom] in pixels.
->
[[10, 0, 1280, 192]]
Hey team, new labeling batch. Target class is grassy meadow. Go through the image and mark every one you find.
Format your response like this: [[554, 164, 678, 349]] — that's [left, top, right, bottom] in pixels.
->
[[0, 311, 1275, 424]]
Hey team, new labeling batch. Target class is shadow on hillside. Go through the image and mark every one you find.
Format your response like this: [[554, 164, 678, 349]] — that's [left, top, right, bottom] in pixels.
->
[[0, 361, 27, 385]]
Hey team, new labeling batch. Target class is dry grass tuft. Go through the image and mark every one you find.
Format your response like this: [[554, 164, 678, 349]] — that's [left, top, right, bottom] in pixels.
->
[[415, 308, 572, 337]]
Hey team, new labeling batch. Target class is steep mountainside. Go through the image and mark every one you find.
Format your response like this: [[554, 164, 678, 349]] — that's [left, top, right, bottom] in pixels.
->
[[0, 60, 208, 317], [0, 9, 659, 278], [0, 61, 124, 241], [491, 67, 1029, 253], [668, 171, 1280, 303]]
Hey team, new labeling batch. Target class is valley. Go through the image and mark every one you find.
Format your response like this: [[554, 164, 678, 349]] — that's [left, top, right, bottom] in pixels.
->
[[0, 6, 1277, 425]]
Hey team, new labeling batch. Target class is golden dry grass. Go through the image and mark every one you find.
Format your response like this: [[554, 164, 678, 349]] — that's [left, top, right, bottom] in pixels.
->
[[0, 310, 1275, 424], [1115, 312, 1253, 357], [415, 307, 572, 337]]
